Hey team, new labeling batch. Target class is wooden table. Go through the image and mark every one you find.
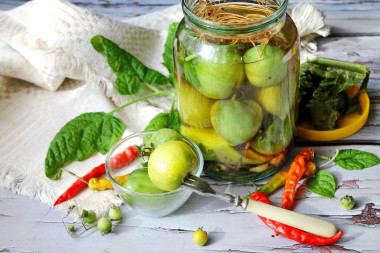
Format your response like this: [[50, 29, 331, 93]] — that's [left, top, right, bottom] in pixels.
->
[[1, 0, 379, 252]]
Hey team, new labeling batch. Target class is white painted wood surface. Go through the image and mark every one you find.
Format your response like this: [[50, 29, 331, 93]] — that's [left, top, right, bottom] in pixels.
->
[[1, 0, 380, 252]]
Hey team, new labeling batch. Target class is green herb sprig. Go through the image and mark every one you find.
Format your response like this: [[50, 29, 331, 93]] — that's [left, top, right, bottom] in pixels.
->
[[306, 149, 380, 198], [45, 24, 179, 180]]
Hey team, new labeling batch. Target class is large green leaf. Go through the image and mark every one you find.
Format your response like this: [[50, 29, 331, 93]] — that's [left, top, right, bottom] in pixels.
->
[[91, 35, 169, 95], [45, 112, 125, 180], [306, 170, 336, 199], [335, 149, 380, 170]]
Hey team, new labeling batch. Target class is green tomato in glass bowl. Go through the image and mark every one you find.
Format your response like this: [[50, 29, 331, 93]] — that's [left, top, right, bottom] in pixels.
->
[[210, 99, 263, 146], [148, 140, 198, 191], [145, 128, 183, 148], [123, 168, 168, 194], [185, 45, 245, 99], [243, 44, 287, 87]]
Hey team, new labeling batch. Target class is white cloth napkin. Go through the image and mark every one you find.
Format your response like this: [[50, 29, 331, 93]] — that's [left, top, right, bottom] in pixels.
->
[[0, 0, 329, 217]]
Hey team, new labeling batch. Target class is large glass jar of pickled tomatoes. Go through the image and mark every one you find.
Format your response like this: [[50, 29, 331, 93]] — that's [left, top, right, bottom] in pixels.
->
[[174, 0, 300, 182]]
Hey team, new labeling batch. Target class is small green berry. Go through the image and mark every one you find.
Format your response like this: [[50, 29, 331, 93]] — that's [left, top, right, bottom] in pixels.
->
[[68, 225, 75, 232], [108, 205, 122, 220], [340, 195, 355, 210], [79, 209, 96, 224], [97, 217, 112, 234]]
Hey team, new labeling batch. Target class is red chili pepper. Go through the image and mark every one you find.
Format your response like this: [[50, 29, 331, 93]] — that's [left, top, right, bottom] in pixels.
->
[[251, 192, 343, 246], [282, 148, 314, 210], [108, 145, 139, 169], [260, 161, 317, 196], [53, 145, 139, 206]]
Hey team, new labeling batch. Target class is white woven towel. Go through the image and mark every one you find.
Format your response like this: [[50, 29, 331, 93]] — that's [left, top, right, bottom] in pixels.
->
[[0, 0, 329, 217]]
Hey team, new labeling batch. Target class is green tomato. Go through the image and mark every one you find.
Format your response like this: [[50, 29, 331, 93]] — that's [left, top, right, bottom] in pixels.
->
[[123, 168, 168, 194], [192, 228, 208, 246], [79, 209, 96, 224], [97, 217, 112, 234], [210, 99, 263, 146], [108, 205, 122, 220], [146, 128, 183, 148], [191, 45, 245, 99], [252, 116, 293, 155], [340, 195, 355, 210], [257, 71, 297, 120], [180, 125, 272, 165], [177, 76, 215, 128], [243, 44, 287, 87], [148, 140, 198, 191]]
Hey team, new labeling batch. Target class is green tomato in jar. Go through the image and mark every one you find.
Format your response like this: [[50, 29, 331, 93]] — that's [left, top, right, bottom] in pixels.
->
[[252, 116, 293, 155], [185, 45, 245, 99], [177, 76, 215, 128], [145, 128, 183, 148], [180, 125, 272, 165], [148, 140, 198, 191], [123, 168, 168, 194], [210, 99, 263, 146], [243, 44, 287, 87], [257, 71, 297, 120]]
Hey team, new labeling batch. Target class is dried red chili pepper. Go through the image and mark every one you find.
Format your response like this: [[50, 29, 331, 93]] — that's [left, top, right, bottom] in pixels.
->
[[53, 145, 139, 206], [282, 148, 314, 210], [251, 192, 343, 246]]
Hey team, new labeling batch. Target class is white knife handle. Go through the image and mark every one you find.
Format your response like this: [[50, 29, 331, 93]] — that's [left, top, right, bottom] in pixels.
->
[[246, 199, 337, 237]]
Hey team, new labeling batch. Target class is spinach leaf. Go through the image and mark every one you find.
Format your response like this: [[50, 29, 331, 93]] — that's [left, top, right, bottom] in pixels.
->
[[306, 170, 336, 198], [335, 149, 380, 170], [91, 35, 169, 95], [45, 112, 125, 180], [162, 22, 179, 87]]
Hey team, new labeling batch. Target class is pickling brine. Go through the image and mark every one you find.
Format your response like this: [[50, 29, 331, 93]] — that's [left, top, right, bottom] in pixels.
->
[[174, 0, 300, 182]]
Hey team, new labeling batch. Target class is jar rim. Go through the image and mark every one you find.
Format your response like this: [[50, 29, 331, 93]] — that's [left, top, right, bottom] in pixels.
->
[[182, 0, 288, 34]]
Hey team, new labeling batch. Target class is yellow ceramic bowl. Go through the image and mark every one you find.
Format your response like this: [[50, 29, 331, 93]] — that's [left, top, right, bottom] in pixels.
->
[[295, 92, 370, 142]]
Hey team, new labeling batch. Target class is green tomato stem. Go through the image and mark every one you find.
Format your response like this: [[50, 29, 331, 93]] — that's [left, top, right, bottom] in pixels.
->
[[61, 205, 97, 238], [108, 91, 174, 115]]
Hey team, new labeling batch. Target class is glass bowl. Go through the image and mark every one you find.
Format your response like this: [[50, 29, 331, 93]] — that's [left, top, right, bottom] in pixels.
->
[[105, 131, 204, 217]]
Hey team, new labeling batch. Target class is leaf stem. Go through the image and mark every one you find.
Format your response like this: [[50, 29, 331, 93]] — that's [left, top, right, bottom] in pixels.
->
[[316, 153, 331, 161], [61, 168, 88, 185], [185, 53, 198, 62], [108, 91, 174, 115], [170, 92, 176, 112], [317, 150, 340, 169], [145, 83, 161, 93]]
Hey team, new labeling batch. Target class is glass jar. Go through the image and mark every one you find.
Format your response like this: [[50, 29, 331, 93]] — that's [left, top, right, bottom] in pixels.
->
[[174, 0, 300, 182]]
